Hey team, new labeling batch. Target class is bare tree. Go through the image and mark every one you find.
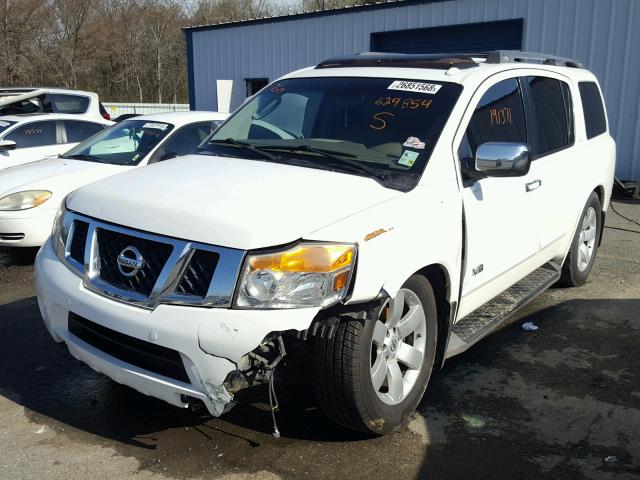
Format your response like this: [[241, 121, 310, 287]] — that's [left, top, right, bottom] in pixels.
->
[[49, 0, 95, 88], [0, 0, 382, 103]]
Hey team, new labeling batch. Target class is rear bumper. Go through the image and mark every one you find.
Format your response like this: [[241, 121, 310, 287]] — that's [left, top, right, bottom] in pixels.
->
[[35, 239, 320, 415], [0, 211, 55, 247]]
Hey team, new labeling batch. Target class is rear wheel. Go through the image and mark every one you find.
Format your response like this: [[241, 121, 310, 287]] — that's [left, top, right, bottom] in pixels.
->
[[558, 192, 602, 287], [312, 274, 438, 434]]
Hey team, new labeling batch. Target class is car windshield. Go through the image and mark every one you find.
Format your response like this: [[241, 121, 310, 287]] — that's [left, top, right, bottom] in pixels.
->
[[201, 77, 463, 191], [61, 120, 174, 165], [0, 119, 16, 134]]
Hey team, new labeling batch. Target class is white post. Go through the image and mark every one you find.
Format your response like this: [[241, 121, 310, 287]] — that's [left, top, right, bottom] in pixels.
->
[[216, 80, 234, 114]]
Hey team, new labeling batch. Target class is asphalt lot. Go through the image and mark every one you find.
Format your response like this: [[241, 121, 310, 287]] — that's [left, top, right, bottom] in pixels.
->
[[0, 199, 639, 480]]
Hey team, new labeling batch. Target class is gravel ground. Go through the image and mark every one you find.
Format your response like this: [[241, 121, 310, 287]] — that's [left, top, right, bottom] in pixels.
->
[[0, 199, 639, 480]]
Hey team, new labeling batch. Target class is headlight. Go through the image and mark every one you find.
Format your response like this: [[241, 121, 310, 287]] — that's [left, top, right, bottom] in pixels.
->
[[0, 190, 52, 211], [236, 243, 356, 309], [51, 200, 71, 261]]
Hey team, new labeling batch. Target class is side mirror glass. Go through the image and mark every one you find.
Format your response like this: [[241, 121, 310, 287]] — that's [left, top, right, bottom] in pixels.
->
[[0, 139, 17, 151], [475, 142, 530, 177]]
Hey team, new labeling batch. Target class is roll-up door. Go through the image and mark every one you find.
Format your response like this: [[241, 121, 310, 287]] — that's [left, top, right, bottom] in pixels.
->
[[371, 19, 523, 54]]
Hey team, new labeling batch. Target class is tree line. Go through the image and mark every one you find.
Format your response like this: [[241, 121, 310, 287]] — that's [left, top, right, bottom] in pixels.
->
[[0, 0, 376, 104]]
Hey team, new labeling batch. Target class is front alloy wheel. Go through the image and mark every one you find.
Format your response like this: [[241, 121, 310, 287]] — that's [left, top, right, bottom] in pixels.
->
[[371, 289, 427, 405], [312, 275, 438, 434]]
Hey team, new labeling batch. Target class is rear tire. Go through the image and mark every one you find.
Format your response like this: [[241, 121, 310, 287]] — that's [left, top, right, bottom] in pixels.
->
[[558, 191, 602, 287], [312, 275, 438, 435]]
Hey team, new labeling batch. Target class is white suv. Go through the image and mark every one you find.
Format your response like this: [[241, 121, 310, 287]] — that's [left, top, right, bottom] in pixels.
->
[[35, 51, 615, 435]]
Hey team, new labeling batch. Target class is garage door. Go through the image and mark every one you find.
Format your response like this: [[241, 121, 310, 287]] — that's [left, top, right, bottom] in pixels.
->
[[371, 19, 523, 54]]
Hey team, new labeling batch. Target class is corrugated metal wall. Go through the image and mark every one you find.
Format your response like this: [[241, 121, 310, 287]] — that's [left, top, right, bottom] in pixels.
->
[[189, 0, 640, 180]]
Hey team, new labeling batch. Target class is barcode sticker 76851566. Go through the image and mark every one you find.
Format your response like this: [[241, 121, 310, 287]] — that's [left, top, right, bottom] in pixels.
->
[[388, 81, 442, 94]]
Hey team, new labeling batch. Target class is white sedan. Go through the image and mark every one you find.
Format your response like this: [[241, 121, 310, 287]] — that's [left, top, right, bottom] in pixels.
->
[[0, 113, 113, 171], [0, 111, 227, 247]]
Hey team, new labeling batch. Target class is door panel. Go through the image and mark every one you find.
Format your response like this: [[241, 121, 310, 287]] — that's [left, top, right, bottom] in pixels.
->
[[0, 120, 62, 169], [456, 77, 541, 319], [523, 75, 579, 257], [0, 144, 69, 169]]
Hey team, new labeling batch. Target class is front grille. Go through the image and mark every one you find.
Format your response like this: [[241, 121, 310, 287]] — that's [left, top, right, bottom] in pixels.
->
[[96, 228, 173, 296], [68, 313, 190, 383], [176, 249, 219, 297], [69, 220, 88, 263], [61, 212, 243, 308]]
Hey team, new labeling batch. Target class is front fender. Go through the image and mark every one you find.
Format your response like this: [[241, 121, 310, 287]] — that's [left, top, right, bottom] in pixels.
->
[[307, 182, 463, 306]]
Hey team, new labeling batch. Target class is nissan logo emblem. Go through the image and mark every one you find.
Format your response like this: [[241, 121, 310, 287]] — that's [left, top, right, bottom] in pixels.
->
[[116, 246, 145, 277]]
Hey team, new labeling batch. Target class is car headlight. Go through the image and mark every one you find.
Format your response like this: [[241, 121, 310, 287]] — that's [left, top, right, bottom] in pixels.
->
[[235, 243, 356, 309], [51, 200, 71, 261], [0, 190, 52, 211]]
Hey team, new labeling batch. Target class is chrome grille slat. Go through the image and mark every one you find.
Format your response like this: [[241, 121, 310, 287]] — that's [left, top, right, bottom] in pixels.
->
[[60, 212, 245, 310]]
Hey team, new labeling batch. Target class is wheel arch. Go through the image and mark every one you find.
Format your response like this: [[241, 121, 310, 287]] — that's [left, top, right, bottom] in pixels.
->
[[414, 264, 454, 370], [593, 185, 606, 246]]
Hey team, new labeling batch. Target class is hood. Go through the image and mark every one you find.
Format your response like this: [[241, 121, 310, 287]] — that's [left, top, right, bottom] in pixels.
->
[[68, 155, 402, 250], [0, 157, 127, 209]]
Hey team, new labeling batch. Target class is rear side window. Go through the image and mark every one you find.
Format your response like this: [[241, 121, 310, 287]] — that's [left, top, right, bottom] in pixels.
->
[[525, 77, 573, 156], [47, 94, 90, 114], [64, 120, 105, 143], [5, 121, 58, 148], [579, 82, 607, 139], [464, 78, 528, 156]]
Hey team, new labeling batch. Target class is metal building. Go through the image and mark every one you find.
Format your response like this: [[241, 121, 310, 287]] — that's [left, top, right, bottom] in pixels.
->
[[184, 0, 640, 180]]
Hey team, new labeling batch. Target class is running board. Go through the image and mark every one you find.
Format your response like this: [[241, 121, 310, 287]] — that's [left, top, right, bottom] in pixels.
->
[[445, 262, 561, 358]]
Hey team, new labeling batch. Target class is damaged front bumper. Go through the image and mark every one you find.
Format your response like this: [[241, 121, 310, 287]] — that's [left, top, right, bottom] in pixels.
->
[[35, 239, 320, 416]]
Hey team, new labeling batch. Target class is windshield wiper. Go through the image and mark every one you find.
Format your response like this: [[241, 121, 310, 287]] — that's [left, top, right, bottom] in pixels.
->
[[207, 138, 279, 162], [263, 145, 386, 180], [61, 153, 104, 163]]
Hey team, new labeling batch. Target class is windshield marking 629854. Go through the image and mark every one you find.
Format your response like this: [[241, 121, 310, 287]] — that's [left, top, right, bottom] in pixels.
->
[[200, 77, 462, 191]]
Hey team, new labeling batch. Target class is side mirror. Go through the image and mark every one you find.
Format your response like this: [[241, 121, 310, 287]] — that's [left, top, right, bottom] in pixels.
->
[[475, 142, 530, 177], [0, 139, 17, 151]]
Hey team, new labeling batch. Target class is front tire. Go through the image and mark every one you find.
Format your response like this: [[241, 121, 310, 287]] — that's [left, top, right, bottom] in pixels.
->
[[312, 275, 438, 434], [558, 191, 602, 287]]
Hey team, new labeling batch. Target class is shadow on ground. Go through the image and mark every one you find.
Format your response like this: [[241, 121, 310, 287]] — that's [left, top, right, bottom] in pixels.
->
[[0, 246, 39, 267], [1, 291, 639, 478]]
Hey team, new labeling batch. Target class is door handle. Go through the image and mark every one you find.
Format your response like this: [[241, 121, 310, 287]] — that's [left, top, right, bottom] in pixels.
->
[[526, 179, 542, 192]]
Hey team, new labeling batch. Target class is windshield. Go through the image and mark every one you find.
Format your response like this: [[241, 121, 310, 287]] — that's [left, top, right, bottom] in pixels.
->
[[62, 120, 173, 165], [202, 77, 462, 190], [0, 119, 16, 135]]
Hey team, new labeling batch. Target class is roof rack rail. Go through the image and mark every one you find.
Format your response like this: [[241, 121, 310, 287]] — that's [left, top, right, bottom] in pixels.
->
[[314, 51, 584, 70], [484, 50, 583, 68], [316, 52, 480, 70]]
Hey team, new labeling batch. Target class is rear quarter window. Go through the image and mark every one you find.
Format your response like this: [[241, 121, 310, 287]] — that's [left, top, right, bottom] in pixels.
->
[[578, 82, 607, 139], [47, 94, 90, 114]]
